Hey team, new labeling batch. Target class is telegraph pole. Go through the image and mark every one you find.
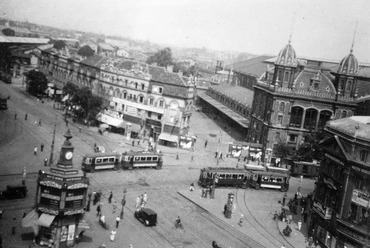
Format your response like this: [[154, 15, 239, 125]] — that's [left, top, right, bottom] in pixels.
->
[[49, 116, 57, 166]]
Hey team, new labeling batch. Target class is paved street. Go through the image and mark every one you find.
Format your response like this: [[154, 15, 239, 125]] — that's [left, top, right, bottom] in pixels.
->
[[0, 79, 315, 247]]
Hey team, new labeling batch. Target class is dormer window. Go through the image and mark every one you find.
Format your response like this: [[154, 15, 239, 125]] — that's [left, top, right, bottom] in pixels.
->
[[360, 149, 368, 162]]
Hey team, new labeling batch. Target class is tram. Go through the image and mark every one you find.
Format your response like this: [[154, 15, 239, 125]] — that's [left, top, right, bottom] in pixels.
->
[[198, 167, 250, 188], [290, 161, 320, 178], [81, 152, 122, 172], [248, 171, 290, 191], [122, 151, 163, 170]]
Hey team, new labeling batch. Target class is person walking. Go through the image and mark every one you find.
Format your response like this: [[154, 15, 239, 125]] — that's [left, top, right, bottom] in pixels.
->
[[14, 113, 17, 120], [282, 192, 287, 206], [219, 152, 223, 160], [108, 191, 113, 204], [112, 201, 117, 214], [300, 175, 303, 182], [41, 143, 44, 152], [115, 216, 120, 229], [298, 219, 302, 231], [110, 230, 116, 242], [79, 126, 82, 133], [96, 203, 102, 217], [25, 113, 28, 120], [191, 154, 194, 162], [135, 195, 141, 210], [11, 217, 16, 235], [38, 119, 42, 126], [44, 158, 48, 166], [176, 153, 179, 160], [143, 192, 148, 206], [303, 211, 308, 223], [204, 140, 208, 148], [34, 146, 37, 155]]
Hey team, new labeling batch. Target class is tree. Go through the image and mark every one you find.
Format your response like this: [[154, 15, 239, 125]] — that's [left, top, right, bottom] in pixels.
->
[[63, 83, 103, 122], [295, 129, 324, 162], [25, 70, 48, 97], [53, 40, 66, 50], [2, 28, 15, 36], [146, 47, 174, 68], [274, 141, 293, 162], [78, 45, 95, 58]]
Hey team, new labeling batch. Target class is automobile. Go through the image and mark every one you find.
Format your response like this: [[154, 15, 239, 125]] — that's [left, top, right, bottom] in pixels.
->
[[0, 185, 28, 200], [134, 208, 157, 226]]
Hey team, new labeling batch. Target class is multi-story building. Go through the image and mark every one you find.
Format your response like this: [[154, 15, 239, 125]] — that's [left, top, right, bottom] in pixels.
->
[[309, 116, 370, 248], [248, 41, 368, 164], [39, 48, 194, 143]]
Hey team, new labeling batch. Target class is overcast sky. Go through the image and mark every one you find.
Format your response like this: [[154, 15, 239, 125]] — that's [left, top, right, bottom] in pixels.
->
[[2, 0, 370, 62]]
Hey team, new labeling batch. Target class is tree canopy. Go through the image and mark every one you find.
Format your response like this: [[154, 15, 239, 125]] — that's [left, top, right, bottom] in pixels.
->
[[2, 28, 15, 36], [294, 129, 324, 162], [146, 47, 174, 68], [63, 82, 103, 122], [78, 45, 95, 57], [53, 40, 67, 50], [274, 141, 293, 162], [25, 70, 48, 97]]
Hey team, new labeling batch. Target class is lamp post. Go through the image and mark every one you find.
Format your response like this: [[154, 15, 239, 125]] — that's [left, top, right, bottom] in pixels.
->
[[49, 116, 57, 166]]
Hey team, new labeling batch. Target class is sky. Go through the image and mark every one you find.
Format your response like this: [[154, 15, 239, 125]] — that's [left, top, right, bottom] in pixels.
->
[[2, 0, 370, 62]]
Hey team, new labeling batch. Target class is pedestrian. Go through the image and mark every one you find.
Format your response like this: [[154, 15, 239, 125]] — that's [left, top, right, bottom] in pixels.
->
[[303, 211, 308, 223], [132, 140, 135, 147], [300, 175, 303, 182], [201, 189, 205, 198], [41, 143, 44, 152], [44, 158, 48, 166], [143, 192, 148, 206], [238, 214, 244, 226], [65, 119, 69, 127], [38, 119, 42, 126], [96, 203, 102, 217], [176, 153, 179, 160], [11, 217, 16, 235], [204, 140, 208, 148], [189, 183, 195, 191], [137, 140, 140, 146], [191, 155, 194, 162], [108, 191, 113, 204], [219, 152, 223, 160], [23, 212, 27, 218], [110, 230, 116, 242], [113, 201, 117, 214], [79, 126, 82, 133], [282, 192, 287, 206], [34, 146, 37, 155], [25, 113, 28, 120], [135, 195, 141, 210], [298, 219, 302, 231], [14, 113, 17, 120], [215, 150, 218, 158], [115, 216, 120, 229]]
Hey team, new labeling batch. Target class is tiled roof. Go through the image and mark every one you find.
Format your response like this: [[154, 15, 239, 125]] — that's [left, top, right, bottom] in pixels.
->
[[211, 84, 254, 107], [149, 66, 187, 86], [356, 80, 370, 97], [98, 43, 115, 51], [116, 60, 149, 74], [80, 55, 108, 67], [231, 55, 274, 78], [293, 69, 336, 94], [0, 35, 49, 44], [326, 116, 370, 141]]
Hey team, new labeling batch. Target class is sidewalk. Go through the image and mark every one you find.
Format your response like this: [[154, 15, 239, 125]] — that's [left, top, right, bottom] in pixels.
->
[[178, 182, 313, 248]]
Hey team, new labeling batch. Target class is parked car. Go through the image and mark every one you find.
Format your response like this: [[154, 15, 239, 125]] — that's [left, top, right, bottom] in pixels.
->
[[134, 208, 157, 226], [0, 185, 28, 200]]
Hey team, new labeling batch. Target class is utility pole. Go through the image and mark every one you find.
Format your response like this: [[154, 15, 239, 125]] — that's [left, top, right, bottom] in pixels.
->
[[49, 116, 57, 166]]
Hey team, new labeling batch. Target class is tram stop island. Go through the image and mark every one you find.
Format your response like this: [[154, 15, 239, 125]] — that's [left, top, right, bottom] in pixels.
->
[[31, 129, 89, 247]]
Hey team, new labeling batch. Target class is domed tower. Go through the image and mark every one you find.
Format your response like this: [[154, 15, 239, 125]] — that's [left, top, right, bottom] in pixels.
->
[[333, 47, 359, 98], [272, 39, 298, 89]]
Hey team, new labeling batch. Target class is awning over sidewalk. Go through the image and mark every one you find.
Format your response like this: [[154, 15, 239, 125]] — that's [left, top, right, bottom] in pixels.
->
[[36, 213, 56, 227], [21, 209, 39, 235], [158, 133, 179, 143]]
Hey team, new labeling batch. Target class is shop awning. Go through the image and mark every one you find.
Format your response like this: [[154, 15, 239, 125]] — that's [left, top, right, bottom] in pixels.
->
[[158, 133, 179, 143], [36, 213, 56, 227], [77, 219, 90, 231], [21, 209, 39, 228]]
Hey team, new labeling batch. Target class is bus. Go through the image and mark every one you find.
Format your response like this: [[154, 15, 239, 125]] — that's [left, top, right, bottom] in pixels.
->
[[82, 152, 121, 172], [290, 161, 320, 178], [198, 167, 249, 188], [122, 151, 163, 170], [248, 171, 290, 191]]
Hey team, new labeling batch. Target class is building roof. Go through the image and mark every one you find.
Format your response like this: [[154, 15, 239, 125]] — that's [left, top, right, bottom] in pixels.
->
[[80, 54, 108, 67], [0, 25, 31, 34], [293, 68, 336, 94], [276, 41, 298, 67], [337, 50, 359, 76], [149, 66, 187, 87], [326, 116, 370, 142], [230, 55, 274, 78], [98, 42, 115, 51], [211, 84, 254, 107], [0, 35, 49, 44]]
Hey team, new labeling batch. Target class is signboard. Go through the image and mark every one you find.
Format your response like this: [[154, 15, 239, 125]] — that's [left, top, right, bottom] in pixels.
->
[[39, 187, 61, 208], [67, 224, 75, 246], [312, 201, 332, 219], [60, 226, 68, 242], [352, 189, 370, 208]]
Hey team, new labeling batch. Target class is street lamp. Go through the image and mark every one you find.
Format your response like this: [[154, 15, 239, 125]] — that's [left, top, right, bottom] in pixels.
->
[[49, 115, 57, 166]]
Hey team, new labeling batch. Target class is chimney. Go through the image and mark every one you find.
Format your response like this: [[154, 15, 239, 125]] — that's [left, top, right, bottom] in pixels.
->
[[167, 64, 173, 73]]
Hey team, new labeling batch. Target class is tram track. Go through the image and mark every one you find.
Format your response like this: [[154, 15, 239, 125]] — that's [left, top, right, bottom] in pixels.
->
[[235, 188, 293, 248]]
